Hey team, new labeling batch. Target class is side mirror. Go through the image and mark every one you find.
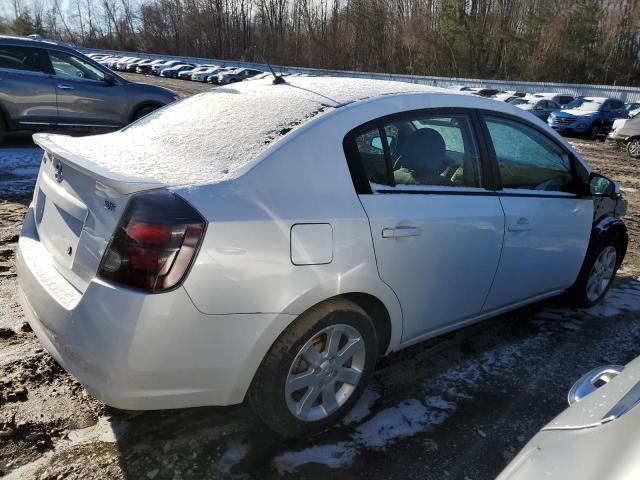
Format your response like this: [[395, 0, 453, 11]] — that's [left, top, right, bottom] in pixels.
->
[[103, 73, 116, 86], [589, 173, 619, 197]]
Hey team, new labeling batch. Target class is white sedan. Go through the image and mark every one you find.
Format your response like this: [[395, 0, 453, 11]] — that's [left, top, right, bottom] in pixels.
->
[[18, 76, 628, 437]]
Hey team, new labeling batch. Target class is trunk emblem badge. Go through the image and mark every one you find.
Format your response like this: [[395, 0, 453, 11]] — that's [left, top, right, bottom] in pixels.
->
[[67, 246, 72, 256], [54, 163, 63, 183], [104, 200, 116, 211]]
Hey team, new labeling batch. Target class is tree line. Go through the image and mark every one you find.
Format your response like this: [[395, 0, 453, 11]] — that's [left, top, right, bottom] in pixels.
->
[[3, 0, 640, 86]]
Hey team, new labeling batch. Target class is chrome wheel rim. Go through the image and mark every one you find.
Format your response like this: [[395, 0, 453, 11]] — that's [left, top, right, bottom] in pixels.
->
[[586, 246, 617, 303], [285, 324, 365, 422], [629, 140, 640, 157]]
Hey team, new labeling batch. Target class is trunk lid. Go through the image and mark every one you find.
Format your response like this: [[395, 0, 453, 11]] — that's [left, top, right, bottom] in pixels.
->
[[32, 133, 163, 292]]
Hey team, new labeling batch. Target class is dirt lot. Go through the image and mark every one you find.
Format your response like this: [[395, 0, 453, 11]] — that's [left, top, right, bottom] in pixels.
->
[[2, 77, 640, 480]]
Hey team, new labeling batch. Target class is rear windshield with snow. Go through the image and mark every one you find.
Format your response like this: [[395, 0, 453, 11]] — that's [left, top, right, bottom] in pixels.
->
[[44, 77, 439, 187]]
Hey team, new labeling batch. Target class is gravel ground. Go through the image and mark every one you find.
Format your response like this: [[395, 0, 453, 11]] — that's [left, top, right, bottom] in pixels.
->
[[2, 77, 640, 480]]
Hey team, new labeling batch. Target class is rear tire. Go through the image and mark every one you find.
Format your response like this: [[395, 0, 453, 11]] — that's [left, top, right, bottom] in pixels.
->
[[249, 298, 378, 438], [627, 138, 640, 158], [568, 232, 622, 308]]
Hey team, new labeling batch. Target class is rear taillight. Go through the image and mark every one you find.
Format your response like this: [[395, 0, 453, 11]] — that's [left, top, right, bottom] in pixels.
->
[[98, 189, 205, 292]]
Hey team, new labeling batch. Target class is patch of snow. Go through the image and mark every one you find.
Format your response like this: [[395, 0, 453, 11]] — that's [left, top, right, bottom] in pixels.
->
[[41, 77, 443, 188], [621, 187, 637, 193], [0, 147, 42, 197], [341, 388, 380, 425], [587, 284, 640, 317], [216, 442, 250, 475], [273, 442, 356, 474]]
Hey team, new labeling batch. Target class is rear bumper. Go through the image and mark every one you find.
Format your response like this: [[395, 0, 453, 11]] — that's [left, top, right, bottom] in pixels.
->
[[17, 206, 292, 410]]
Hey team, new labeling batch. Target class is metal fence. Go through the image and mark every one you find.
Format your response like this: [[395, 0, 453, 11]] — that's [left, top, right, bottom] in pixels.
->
[[80, 47, 640, 102]]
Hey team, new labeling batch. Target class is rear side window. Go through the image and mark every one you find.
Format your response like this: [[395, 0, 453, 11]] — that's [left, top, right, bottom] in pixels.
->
[[352, 113, 482, 189], [0, 45, 48, 73], [483, 115, 573, 192], [610, 100, 624, 110]]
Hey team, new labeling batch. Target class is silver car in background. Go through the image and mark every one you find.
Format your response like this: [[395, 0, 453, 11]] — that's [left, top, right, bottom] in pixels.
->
[[0, 35, 178, 144], [499, 355, 640, 479]]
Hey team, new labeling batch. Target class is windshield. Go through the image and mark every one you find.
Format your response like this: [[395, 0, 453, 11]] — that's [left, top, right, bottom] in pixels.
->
[[565, 98, 601, 111], [510, 98, 531, 106]]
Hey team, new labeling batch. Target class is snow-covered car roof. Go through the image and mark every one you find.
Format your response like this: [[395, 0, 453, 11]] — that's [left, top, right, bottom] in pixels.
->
[[35, 76, 467, 187]]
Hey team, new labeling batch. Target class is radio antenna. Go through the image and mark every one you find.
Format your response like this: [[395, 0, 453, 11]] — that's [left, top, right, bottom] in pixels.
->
[[253, 46, 285, 85]]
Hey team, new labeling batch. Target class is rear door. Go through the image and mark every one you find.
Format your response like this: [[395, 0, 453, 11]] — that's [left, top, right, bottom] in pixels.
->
[[480, 114, 592, 311], [347, 109, 505, 342], [0, 44, 57, 126], [47, 49, 128, 128]]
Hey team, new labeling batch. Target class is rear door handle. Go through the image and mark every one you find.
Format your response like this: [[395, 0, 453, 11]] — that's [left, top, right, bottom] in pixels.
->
[[382, 226, 421, 238], [57, 84, 74, 90], [508, 217, 532, 232]]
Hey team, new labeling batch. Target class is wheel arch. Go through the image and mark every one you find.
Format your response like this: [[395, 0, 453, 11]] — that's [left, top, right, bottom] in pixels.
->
[[129, 101, 164, 123], [592, 215, 628, 268]]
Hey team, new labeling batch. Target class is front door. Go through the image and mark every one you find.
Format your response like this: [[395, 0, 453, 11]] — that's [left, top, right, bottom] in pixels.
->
[[47, 50, 128, 128], [350, 111, 505, 342], [480, 115, 593, 311]]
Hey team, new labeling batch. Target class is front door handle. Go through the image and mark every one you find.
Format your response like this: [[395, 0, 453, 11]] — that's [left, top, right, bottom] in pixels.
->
[[57, 84, 74, 90], [382, 226, 422, 238], [508, 217, 532, 232]]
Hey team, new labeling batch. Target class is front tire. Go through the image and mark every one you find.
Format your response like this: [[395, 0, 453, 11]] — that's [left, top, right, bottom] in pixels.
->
[[568, 233, 622, 307], [627, 138, 640, 158], [249, 298, 378, 438], [587, 123, 599, 140]]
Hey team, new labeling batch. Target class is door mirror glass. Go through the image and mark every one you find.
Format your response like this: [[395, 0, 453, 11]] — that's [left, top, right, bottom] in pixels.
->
[[590, 173, 617, 196]]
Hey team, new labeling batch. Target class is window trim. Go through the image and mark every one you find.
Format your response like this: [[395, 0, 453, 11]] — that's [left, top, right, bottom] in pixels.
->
[[343, 107, 493, 194]]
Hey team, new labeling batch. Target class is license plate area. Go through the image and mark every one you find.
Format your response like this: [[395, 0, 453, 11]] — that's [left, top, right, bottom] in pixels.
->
[[35, 174, 88, 270]]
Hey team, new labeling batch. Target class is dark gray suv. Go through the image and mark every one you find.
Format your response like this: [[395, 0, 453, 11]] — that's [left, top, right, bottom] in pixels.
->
[[0, 36, 178, 144]]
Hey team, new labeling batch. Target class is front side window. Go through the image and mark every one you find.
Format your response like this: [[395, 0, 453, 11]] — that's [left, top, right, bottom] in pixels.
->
[[353, 113, 482, 189], [48, 51, 105, 81], [483, 116, 573, 193], [0, 45, 47, 73]]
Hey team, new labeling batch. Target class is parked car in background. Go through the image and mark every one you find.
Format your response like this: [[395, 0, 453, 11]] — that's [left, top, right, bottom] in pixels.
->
[[136, 59, 170, 74], [151, 60, 182, 75], [469, 87, 503, 97], [192, 66, 228, 82], [607, 115, 640, 158], [116, 58, 148, 71], [533, 92, 575, 108], [214, 67, 263, 84], [108, 56, 136, 70], [493, 91, 526, 102], [625, 102, 640, 117], [510, 97, 561, 121], [126, 58, 159, 73], [446, 85, 474, 91], [177, 65, 217, 80], [160, 63, 195, 78], [0, 35, 179, 144], [114, 57, 141, 71], [548, 97, 628, 139], [499, 356, 640, 479], [18, 76, 627, 438]]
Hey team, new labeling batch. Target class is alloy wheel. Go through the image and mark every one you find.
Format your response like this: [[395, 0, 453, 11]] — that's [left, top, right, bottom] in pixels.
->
[[628, 139, 640, 158], [586, 245, 617, 303], [285, 324, 365, 422]]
